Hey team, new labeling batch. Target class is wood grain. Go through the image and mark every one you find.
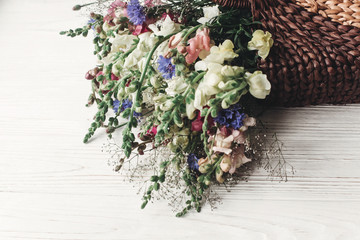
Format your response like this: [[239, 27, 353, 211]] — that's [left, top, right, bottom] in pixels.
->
[[0, 0, 359, 239]]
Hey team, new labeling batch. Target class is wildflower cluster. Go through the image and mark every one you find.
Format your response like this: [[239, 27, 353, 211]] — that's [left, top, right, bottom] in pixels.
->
[[61, 0, 274, 216]]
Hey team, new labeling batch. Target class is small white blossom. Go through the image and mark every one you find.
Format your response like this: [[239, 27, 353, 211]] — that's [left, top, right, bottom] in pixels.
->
[[111, 34, 137, 53], [148, 15, 181, 37], [166, 76, 188, 97], [248, 30, 273, 59], [245, 71, 271, 99], [197, 6, 220, 24]]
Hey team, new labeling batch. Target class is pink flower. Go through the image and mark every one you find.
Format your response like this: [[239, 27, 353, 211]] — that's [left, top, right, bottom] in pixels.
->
[[185, 28, 211, 64], [132, 24, 150, 35], [111, 73, 119, 81], [191, 111, 203, 132], [210, 127, 247, 155], [169, 33, 183, 49], [104, 0, 127, 23], [240, 117, 256, 131], [210, 128, 234, 155], [191, 119, 203, 132], [146, 126, 157, 137], [231, 129, 246, 144], [229, 145, 251, 174], [191, 111, 214, 132]]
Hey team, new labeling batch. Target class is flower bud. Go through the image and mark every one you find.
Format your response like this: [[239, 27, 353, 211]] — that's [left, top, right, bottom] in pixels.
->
[[135, 107, 142, 113], [150, 76, 161, 88], [96, 25, 102, 34], [85, 71, 94, 80], [216, 169, 225, 183], [72, 5, 81, 11]]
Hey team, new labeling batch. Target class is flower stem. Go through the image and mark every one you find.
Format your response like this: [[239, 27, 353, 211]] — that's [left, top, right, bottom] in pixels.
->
[[181, 25, 203, 42]]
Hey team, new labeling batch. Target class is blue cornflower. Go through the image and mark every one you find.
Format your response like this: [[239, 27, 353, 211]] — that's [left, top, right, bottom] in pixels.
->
[[113, 99, 121, 113], [88, 18, 96, 30], [214, 103, 246, 129], [121, 99, 133, 112], [231, 111, 246, 129], [113, 99, 141, 117], [127, 0, 146, 25], [187, 153, 199, 171], [215, 115, 227, 127], [157, 56, 176, 79], [224, 109, 234, 119]]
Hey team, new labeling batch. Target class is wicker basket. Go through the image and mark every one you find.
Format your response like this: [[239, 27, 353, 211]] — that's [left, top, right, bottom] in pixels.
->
[[296, 0, 360, 28], [213, 0, 360, 106]]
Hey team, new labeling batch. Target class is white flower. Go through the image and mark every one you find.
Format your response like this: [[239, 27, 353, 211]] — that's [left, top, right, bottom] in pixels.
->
[[123, 48, 143, 68], [194, 88, 208, 110], [247, 30, 274, 59], [111, 34, 137, 53], [186, 101, 197, 120], [193, 63, 223, 110], [221, 65, 244, 77], [100, 52, 117, 66], [194, 60, 208, 71], [154, 41, 170, 59], [150, 76, 162, 88], [137, 57, 147, 72], [166, 76, 188, 97], [160, 100, 175, 111], [137, 32, 158, 52], [102, 22, 115, 33], [148, 15, 181, 37], [197, 6, 220, 24], [245, 71, 271, 99], [204, 40, 238, 64], [195, 40, 238, 71]]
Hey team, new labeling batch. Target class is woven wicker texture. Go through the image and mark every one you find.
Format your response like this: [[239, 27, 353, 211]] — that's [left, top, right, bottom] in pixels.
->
[[212, 0, 360, 106], [296, 0, 360, 28]]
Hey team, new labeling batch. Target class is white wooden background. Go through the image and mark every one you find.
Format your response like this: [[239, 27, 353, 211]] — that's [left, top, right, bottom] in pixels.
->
[[1, 1, 360, 239]]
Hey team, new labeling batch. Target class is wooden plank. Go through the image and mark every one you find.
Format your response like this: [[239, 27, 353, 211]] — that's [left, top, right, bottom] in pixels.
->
[[0, 0, 359, 239]]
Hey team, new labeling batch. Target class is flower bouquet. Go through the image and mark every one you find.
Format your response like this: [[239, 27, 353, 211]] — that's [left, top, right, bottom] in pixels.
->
[[61, 0, 289, 216]]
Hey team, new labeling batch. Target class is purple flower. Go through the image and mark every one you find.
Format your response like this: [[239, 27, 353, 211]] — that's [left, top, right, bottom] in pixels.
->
[[214, 103, 246, 129], [113, 99, 121, 113], [113, 99, 141, 117], [127, 0, 146, 25], [187, 153, 199, 171], [88, 18, 96, 30], [157, 55, 176, 79], [121, 99, 133, 112]]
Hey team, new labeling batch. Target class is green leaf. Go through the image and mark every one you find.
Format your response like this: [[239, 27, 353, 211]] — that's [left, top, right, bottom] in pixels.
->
[[141, 200, 148, 209]]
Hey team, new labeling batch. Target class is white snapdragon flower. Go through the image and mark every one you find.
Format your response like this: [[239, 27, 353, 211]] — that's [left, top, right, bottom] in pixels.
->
[[194, 63, 224, 110], [194, 40, 239, 72], [148, 15, 181, 37], [203, 40, 239, 64], [247, 30, 273, 59], [166, 76, 188, 97], [197, 6, 220, 24], [221, 65, 244, 77], [124, 48, 143, 68], [123, 32, 158, 69], [111, 34, 137, 52], [137, 32, 158, 52], [186, 101, 197, 120], [245, 71, 271, 99]]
